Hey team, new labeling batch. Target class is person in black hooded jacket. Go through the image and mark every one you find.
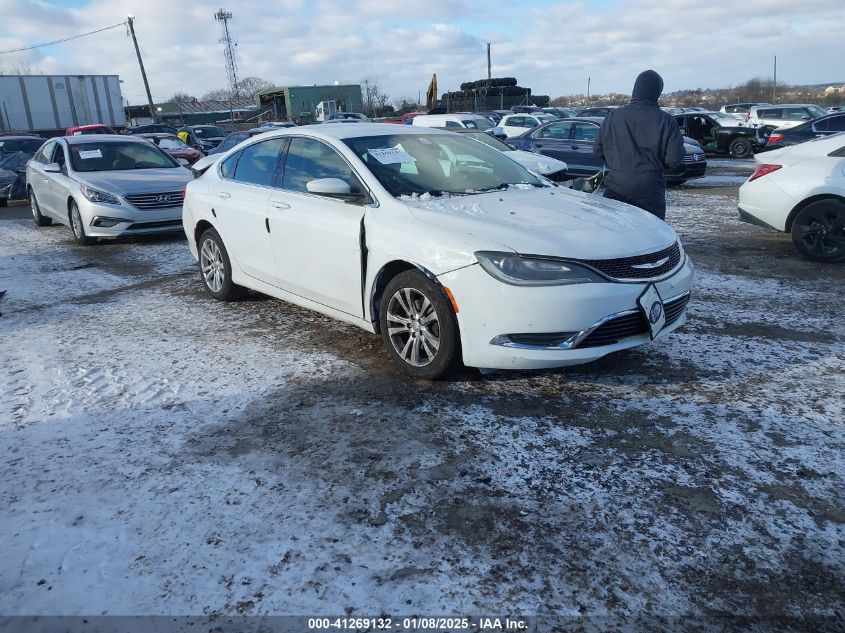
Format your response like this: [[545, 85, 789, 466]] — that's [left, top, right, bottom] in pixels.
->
[[592, 69, 685, 220]]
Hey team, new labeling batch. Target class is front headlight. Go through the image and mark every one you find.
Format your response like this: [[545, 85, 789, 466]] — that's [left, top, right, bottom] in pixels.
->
[[80, 184, 120, 205], [476, 251, 606, 286]]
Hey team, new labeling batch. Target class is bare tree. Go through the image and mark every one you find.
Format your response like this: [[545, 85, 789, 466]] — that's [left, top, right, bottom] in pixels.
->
[[361, 76, 389, 117], [201, 87, 231, 101], [237, 76, 273, 99], [168, 92, 197, 104], [0, 61, 38, 76]]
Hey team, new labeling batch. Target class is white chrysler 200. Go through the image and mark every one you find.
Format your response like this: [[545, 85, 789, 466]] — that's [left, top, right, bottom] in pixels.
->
[[182, 124, 694, 378]]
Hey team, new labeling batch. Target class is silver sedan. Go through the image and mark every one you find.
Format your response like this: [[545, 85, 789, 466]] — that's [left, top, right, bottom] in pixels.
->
[[26, 135, 192, 245]]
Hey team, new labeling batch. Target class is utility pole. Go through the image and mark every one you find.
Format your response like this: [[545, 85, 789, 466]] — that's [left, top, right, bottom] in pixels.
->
[[773, 55, 777, 103], [127, 16, 156, 123], [487, 42, 492, 81], [587, 77, 591, 105]]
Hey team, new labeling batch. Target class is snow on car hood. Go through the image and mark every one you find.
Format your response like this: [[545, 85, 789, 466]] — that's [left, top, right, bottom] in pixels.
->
[[402, 187, 678, 260], [506, 150, 567, 175], [77, 168, 192, 195]]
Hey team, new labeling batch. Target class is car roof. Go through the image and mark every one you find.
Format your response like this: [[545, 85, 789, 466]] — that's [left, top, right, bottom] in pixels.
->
[[63, 134, 151, 145], [0, 135, 44, 140], [752, 103, 820, 109], [250, 123, 453, 141]]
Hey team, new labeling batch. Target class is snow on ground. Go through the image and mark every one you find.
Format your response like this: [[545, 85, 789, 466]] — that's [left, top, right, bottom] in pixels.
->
[[1, 167, 843, 631]]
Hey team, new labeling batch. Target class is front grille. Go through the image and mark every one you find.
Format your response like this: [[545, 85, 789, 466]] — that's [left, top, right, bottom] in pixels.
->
[[126, 219, 182, 231], [577, 293, 690, 348], [124, 190, 185, 210], [579, 242, 681, 280], [684, 152, 706, 162]]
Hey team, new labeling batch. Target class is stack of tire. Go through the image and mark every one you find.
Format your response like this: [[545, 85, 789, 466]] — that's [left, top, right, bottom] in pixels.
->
[[444, 78, 550, 109]]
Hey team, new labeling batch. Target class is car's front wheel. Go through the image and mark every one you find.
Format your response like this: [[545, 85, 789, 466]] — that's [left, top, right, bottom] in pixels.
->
[[198, 227, 246, 300], [69, 200, 95, 245], [378, 270, 460, 379], [729, 137, 753, 159], [790, 199, 845, 263], [30, 189, 52, 226]]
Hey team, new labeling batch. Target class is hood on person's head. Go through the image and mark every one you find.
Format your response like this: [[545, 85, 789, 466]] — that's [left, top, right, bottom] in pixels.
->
[[631, 70, 664, 104]]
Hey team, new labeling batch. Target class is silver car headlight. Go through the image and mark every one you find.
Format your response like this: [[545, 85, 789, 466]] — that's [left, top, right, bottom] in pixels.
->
[[80, 184, 121, 205], [476, 251, 606, 286]]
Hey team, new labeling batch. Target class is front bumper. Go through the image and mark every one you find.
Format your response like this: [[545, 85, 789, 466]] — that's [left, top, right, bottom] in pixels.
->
[[439, 255, 695, 370], [76, 197, 184, 237]]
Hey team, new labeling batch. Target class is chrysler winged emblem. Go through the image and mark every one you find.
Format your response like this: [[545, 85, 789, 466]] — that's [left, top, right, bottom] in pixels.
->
[[631, 256, 670, 270]]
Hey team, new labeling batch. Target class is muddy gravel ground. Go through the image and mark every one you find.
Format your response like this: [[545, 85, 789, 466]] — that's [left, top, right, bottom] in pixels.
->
[[1, 159, 843, 632]]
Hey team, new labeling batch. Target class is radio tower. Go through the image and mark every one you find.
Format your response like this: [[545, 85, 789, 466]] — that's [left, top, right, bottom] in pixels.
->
[[214, 8, 240, 99]]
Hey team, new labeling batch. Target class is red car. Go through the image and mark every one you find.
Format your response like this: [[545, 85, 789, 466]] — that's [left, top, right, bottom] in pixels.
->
[[65, 124, 117, 136], [401, 111, 427, 125], [137, 133, 203, 165]]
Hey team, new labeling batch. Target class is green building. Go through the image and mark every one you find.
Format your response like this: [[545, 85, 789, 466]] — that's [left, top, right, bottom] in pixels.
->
[[255, 84, 363, 123]]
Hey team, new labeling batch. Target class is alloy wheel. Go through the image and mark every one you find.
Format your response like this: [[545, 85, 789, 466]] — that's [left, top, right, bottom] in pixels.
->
[[200, 238, 226, 293], [794, 206, 845, 260], [386, 287, 440, 367], [71, 206, 84, 238]]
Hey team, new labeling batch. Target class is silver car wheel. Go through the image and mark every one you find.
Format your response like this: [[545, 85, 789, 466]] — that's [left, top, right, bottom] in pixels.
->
[[71, 206, 84, 238], [200, 238, 225, 293], [31, 197, 39, 220], [386, 287, 440, 367]]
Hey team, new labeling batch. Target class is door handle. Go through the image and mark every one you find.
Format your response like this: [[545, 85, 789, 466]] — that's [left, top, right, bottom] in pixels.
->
[[571, 145, 580, 150], [270, 202, 290, 210], [535, 143, 544, 148], [216, 192, 231, 199]]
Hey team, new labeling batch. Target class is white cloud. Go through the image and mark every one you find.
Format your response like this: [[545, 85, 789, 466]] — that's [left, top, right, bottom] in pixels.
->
[[0, 0, 843, 107]]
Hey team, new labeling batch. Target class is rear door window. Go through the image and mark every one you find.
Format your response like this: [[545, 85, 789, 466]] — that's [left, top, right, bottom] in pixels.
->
[[572, 122, 599, 141], [784, 107, 812, 121], [232, 138, 286, 187], [535, 122, 572, 139]]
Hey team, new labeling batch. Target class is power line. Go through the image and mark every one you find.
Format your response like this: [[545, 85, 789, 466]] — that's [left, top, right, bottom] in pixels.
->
[[0, 21, 126, 55]]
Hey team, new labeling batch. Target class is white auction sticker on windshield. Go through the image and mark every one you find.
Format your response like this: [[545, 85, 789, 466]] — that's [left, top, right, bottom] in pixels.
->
[[368, 144, 416, 165], [78, 149, 102, 159]]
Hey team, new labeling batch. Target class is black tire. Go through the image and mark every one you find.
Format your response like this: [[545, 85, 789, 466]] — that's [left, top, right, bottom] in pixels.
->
[[790, 199, 845, 263], [197, 227, 247, 300], [378, 270, 461, 380], [728, 137, 753, 159], [29, 189, 52, 226], [69, 200, 95, 245]]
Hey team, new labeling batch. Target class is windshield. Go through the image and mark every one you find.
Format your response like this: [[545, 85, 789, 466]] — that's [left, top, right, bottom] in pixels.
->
[[158, 138, 188, 150], [69, 141, 178, 172], [709, 114, 739, 127], [462, 118, 494, 130], [344, 133, 542, 197], [0, 138, 43, 154], [193, 126, 225, 138], [462, 132, 513, 152], [535, 114, 557, 123], [808, 105, 828, 118], [0, 151, 29, 171]]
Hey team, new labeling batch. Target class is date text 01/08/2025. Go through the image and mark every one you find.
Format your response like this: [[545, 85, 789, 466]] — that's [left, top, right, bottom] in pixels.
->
[[307, 617, 529, 630]]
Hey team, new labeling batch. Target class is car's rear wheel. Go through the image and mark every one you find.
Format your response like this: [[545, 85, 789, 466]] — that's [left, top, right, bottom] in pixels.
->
[[69, 200, 95, 245], [728, 137, 753, 159], [30, 189, 52, 226], [198, 227, 246, 301], [378, 270, 460, 380], [790, 199, 845, 263]]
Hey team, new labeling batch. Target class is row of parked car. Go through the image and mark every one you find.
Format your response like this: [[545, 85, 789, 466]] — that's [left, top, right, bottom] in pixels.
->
[[7, 112, 844, 378]]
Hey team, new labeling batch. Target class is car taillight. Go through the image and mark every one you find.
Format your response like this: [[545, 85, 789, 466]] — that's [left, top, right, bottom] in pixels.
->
[[748, 164, 782, 181], [767, 133, 784, 144]]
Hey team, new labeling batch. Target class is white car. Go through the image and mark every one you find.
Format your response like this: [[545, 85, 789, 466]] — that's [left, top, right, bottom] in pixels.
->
[[499, 113, 558, 138], [411, 113, 498, 133], [747, 104, 829, 130], [738, 132, 845, 262], [183, 124, 694, 378]]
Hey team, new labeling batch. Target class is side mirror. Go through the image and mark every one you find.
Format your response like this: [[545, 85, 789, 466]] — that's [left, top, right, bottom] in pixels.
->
[[44, 162, 62, 173], [306, 178, 351, 195], [306, 178, 367, 202], [177, 158, 190, 167]]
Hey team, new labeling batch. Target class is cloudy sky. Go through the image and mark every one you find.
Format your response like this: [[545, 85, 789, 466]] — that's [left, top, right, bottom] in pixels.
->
[[1, 0, 843, 106]]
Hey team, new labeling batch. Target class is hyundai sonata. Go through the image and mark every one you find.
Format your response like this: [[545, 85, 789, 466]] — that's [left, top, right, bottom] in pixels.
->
[[27, 135, 192, 244], [183, 124, 694, 378]]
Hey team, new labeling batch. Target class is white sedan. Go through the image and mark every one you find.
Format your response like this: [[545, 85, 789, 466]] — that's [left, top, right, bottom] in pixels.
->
[[738, 132, 845, 262], [183, 124, 694, 378]]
